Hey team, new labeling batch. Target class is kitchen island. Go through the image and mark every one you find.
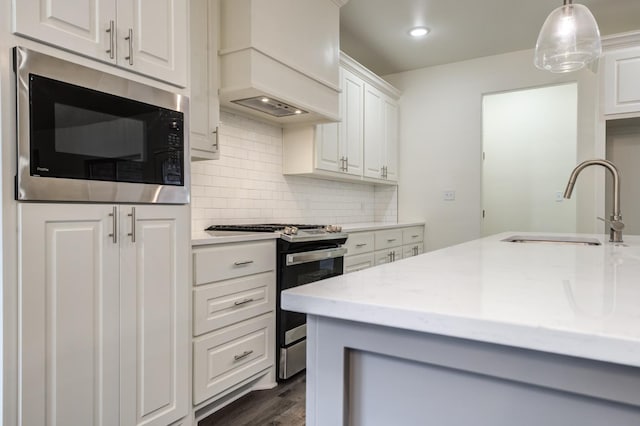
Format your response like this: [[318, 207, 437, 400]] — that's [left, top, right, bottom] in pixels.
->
[[281, 232, 640, 426]]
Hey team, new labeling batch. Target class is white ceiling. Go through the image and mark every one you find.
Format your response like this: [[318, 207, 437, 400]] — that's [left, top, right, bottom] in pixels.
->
[[340, 0, 640, 76]]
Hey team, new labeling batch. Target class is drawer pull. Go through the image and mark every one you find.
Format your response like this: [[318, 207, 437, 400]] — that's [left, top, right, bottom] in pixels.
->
[[233, 298, 254, 306], [355, 243, 367, 247], [412, 234, 420, 238], [234, 350, 254, 361], [234, 260, 254, 266], [387, 238, 397, 242]]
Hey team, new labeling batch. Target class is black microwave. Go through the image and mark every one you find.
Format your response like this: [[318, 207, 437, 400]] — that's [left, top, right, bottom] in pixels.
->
[[14, 47, 189, 204]]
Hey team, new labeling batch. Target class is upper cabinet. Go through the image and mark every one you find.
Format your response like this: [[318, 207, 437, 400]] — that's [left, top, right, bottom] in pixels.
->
[[190, 0, 220, 161], [13, 0, 188, 87], [604, 45, 640, 116], [218, 0, 347, 125], [283, 52, 401, 185]]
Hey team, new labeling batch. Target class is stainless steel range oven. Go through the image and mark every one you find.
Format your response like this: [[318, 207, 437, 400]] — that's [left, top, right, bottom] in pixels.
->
[[205, 224, 347, 380]]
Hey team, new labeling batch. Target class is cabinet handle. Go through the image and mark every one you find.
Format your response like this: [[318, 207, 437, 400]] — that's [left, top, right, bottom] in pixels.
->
[[108, 206, 117, 244], [212, 126, 219, 151], [127, 207, 136, 243], [106, 20, 115, 59], [234, 298, 254, 306], [233, 350, 254, 361], [355, 243, 367, 247], [345, 156, 348, 172], [387, 238, 396, 242], [234, 260, 254, 266], [124, 28, 133, 65], [412, 234, 420, 238]]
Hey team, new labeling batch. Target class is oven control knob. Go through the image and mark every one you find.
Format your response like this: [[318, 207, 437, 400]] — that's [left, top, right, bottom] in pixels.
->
[[284, 226, 299, 235], [336, 226, 342, 232]]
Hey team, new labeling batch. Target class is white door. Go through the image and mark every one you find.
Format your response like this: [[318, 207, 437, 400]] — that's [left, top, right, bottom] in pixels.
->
[[342, 67, 364, 176], [315, 122, 341, 172], [364, 84, 384, 179], [119, 205, 189, 426], [19, 203, 120, 426], [383, 97, 399, 182], [117, 0, 188, 86], [13, 0, 117, 63]]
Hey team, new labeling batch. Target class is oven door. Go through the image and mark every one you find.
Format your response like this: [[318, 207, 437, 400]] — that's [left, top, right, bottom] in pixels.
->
[[278, 246, 345, 379]]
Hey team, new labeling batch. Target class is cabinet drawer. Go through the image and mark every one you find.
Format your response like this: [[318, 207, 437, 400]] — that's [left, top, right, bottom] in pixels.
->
[[344, 252, 375, 274], [402, 226, 424, 245], [403, 243, 424, 259], [193, 313, 274, 404], [194, 241, 275, 285], [344, 231, 374, 255], [374, 229, 403, 250], [374, 248, 402, 266], [193, 272, 275, 336]]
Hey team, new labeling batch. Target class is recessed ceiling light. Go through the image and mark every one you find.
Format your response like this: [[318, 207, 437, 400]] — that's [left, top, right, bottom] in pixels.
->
[[261, 97, 270, 103], [409, 27, 430, 38]]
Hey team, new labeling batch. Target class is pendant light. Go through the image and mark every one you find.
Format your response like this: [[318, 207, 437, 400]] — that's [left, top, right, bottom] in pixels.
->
[[534, 0, 601, 73]]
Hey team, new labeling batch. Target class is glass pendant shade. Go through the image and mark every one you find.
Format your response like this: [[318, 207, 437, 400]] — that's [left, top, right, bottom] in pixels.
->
[[534, 2, 601, 73]]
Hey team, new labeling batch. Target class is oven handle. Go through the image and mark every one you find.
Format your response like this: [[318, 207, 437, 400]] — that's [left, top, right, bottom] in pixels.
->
[[286, 247, 347, 266]]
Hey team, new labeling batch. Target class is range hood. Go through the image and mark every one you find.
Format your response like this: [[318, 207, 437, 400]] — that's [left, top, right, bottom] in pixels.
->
[[219, 0, 348, 125]]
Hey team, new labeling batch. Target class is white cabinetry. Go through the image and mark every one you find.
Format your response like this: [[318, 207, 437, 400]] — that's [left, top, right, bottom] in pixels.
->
[[604, 46, 640, 115], [13, 0, 188, 86], [18, 203, 189, 426], [283, 53, 400, 184], [343, 225, 425, 273], [192, 240, 276, 407], [190, 0, 220, 160]]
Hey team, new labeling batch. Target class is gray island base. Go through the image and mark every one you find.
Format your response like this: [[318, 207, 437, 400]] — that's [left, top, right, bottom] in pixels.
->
[[306, 316, 640, 426]]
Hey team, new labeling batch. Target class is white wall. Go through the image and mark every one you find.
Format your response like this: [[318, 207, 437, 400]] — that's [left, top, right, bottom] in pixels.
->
[[191, 111, 397, 232], [482, 83, 578, 235], [385, 48, 599, 251]]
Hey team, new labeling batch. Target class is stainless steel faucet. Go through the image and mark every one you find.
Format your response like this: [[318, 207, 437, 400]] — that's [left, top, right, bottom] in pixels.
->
[[563, 159, 624, 243]]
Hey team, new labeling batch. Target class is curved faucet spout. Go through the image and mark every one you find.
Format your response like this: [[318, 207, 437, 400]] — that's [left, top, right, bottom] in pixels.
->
[[563, 159, 623, 243]]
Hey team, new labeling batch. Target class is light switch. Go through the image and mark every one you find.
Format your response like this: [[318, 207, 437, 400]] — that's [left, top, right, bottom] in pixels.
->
[[443, 190, 456, 201]]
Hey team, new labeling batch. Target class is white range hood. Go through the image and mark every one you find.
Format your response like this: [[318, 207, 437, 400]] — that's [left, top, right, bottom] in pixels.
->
[[219, 0, 348, 125]]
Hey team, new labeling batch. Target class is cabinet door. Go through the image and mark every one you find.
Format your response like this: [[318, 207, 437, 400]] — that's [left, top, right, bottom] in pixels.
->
[[383, 96, 399, 182], [120, 205, 189, 426], [342, 67, 364, 176], [190, 0, 220, 160], [315, 122, 341, 172], [19, 203, 120, 426], [13, 0, 117, 63], [364, 84, 384, 179], [604, 47, 640, 115], [116, 0, 188, 86], [344, 253, 375, 273]]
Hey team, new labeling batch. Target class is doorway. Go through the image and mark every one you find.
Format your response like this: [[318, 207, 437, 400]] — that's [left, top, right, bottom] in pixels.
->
[[481, 83, 578, 236]]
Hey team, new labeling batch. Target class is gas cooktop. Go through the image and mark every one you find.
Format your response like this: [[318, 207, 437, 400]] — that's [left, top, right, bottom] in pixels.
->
[[205, 223, 347, 243]]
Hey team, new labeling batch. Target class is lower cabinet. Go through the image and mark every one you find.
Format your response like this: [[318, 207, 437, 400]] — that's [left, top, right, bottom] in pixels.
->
[[192, 240, 276, 406], [18, 203, 190, 426], [344, 225, 425, 273]]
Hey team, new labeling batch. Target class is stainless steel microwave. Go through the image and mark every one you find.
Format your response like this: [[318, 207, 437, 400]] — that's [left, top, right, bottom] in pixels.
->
[[14, 46, 189, 204]]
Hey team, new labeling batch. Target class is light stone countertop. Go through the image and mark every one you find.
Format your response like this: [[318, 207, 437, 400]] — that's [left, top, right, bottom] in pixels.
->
[[192, 229, 279, 246], [341, 222, 425, 232], [281, 232, 640, 367]]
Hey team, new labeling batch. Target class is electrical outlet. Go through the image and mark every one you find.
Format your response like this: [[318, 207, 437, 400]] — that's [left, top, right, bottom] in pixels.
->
[[555, 191, 564, 202], [443, 190, 456, 201]]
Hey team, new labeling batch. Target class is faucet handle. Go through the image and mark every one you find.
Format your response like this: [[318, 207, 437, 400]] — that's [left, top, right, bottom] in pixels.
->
[[597, 216, 625, 231]]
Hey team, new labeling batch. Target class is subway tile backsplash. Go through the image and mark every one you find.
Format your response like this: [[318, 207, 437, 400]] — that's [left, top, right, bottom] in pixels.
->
[[191, 111, 398, 231]]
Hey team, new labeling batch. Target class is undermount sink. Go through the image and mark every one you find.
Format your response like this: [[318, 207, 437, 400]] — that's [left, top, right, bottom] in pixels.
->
[[502, 235, 601, 246]]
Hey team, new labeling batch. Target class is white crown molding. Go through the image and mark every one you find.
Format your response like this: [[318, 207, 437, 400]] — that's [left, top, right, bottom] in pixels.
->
[[340, 52, 402, 99], [602, 30, 640, 51]]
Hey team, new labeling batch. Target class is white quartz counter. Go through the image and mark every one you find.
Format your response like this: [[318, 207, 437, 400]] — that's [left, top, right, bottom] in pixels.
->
[[192, 229, 279, 246], [341, 222, 425, 232], [281, 232, 640, 367]]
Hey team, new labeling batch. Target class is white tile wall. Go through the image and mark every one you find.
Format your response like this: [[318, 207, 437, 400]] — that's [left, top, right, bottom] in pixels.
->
[[191, 111, 397, 231]]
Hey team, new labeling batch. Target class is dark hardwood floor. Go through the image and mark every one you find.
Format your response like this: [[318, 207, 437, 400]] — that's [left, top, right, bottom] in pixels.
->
[[199, 373, 306, 426]]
